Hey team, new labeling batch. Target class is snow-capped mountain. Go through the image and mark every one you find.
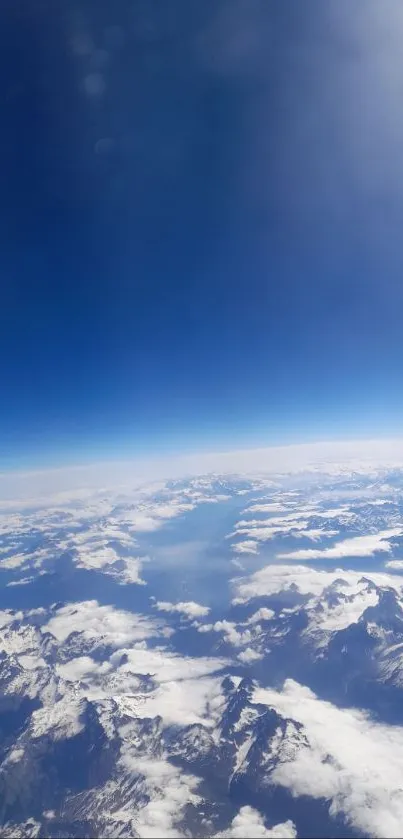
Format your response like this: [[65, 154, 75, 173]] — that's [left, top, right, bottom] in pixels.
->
[[3, 469, 403, 836], [0, 669, 358, 838]]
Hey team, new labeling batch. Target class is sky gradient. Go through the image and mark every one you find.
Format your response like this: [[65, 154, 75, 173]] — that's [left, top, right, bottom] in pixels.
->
[[2, 0, 403, 468]]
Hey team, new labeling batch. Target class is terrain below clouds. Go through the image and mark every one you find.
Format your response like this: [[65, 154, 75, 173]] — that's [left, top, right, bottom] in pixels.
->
[[2, 466, 403, 837]]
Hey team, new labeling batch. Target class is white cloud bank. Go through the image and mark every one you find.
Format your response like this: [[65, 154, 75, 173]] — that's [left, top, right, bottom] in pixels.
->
[[254, 679, 403, 838], [43, 600, 164, 647], [233, 563, 403, 604], [2, 598, 230, 735], [4, 437, 403, 503], [278, 528, 401, 561]]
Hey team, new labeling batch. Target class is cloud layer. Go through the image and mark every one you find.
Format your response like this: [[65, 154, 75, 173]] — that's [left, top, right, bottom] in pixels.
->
[[255, 679, 403, 838], [278, 528, 402, 561]]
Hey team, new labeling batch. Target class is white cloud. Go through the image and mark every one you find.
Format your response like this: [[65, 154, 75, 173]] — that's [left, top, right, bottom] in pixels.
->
[[117, 557, 147, 585], [154, 600, 210, 618], [203, 572, 386, 650], [118, 501, 196, 533], [76, 544, 119, 568], [246, 607, 275, 624], [237, 647, 264, 664], [1, 598, 229, 732], [113, 645, 227, 686], [0, 481, 238, 589], [231, 558, 245, 570], [6, 748, 24, 764], [254, 679, 403, 838], [367, 499, 391, 506], [234, 514, 312, 531], [232, 540, 259, 555], [233, 563, 403, 604], [74, 543, 145, 585], [197, 610, 269, 647], [215, 806, 296, 838], [197, 623, 213, 634], [385, 560, 403, 570], [0, 541, 21, 553], [6, 576, 34, 587], [278, 528, 401, 561], [0, 621, 41, 658], [199, 619, 253, 648], [18, 654, 46, 670], [246, 503, 292, 514], [1, 553, 29, 569], [306, 583, 380, 634], [56, 656, 112, 682], [302, 507, 355, 519], [135, 675, 225, 728], [119, 755, 201, 838], [4, 438, 403, 504], [230, 506, 343, 555], [30, 696, 86, 741], [292, 528, 339, 541], [98, 645, 230, 728], [0, 609, 22, 629], [43, 601, 162, 647]]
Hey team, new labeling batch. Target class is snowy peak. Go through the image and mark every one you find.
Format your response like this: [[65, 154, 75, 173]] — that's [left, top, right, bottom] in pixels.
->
[[362, 588, 403, 632], [220, 677, 256, 738]]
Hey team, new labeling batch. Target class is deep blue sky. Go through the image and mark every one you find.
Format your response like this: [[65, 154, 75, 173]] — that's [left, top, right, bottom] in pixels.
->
[[2, 0, 403, 468]]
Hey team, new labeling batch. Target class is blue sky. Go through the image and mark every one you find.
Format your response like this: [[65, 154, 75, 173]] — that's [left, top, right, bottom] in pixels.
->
[[2, 0, 403, 469]]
